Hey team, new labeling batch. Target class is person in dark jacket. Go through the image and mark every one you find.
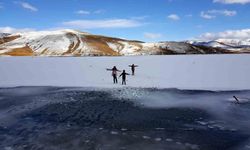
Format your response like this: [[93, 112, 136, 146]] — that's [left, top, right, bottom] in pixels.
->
[[119, 70, 130, 85], [106, 66, 120, 84], [129, 64, 138, 76]]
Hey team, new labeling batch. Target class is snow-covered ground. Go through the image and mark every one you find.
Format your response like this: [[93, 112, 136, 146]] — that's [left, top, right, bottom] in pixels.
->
[[0, 55, 250, 90]]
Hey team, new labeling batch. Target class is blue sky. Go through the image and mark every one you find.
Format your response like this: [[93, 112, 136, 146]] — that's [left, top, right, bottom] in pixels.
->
[[0, 0, 250, 41]]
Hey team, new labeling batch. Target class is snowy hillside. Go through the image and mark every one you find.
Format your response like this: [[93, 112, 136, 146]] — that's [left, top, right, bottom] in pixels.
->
[[0, 33, 10, 38], [0, 29, 236, 56], [189, 41, 232, 49], [189, 39, 250, 52]]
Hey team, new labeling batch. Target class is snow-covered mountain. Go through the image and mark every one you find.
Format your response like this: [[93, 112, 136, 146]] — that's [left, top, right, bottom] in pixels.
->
[[0, 33, 10, 38], [188, 39, 250, 52], [0, 29, 239, 56], [216, 39, 250, 47]]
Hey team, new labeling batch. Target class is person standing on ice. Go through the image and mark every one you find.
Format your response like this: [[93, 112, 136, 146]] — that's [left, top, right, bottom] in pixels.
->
[[129, 64, 138, 76], [119, 70, 130, 85], [106, 66, 121, 84]]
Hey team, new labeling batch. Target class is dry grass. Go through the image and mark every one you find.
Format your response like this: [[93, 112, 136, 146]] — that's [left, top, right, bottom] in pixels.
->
[[3, 46, 33, 56], [0, 35, 20, 45], [83, 35, 120, 56]]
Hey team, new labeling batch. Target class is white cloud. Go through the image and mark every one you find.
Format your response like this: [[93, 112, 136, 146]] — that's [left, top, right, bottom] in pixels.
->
[[200, 9, 237, 19], [0, 26, 35, 33], [62, 19, 143, 29], [144, 32, 162, 39], [167, 14, 180, 21], [15, 1, 38, 12], [201, 11, 216, 19], [198, 29, 250, 41], [75, 10, 90, 15], [210, 10, 237, 16], [214, 0, 250, 4]]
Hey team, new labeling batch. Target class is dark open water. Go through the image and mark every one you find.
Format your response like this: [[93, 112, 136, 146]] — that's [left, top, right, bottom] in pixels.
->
[[0, 87, 250, 150]]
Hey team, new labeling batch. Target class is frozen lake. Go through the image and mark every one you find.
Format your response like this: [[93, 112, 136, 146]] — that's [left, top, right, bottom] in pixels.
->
[[0, 54, 250, 90], [1, 87, 250, 150], [1, 55, 250, 149]]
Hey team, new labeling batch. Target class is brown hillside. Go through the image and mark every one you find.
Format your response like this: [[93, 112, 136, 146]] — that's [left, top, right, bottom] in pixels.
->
[[0, 35, 21, 45], [3, 45, 33, 56]]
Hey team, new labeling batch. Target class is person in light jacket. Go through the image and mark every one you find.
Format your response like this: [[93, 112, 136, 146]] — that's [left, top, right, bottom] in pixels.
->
[[106, 66, 120, 84]]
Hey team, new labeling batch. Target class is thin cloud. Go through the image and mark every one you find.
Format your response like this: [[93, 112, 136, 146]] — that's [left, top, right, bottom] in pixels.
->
[[130, 16, 149, 20], [15, 1, 38, 12], [185, 14, 193, 17], [62, 19, 144, 29], [214, 0, 250, 4], [196, 25, 203, 29], [201, 11, 216, 19], [0, 26, 35, 33], [75, 10, 90, 15], [0, 2, 3, 9], [93, 9, 106, 14], [200, 9, 237, 19], [144, 32, 162, 39], [75, 9, 105, 15], [167, 14, 180, 21]]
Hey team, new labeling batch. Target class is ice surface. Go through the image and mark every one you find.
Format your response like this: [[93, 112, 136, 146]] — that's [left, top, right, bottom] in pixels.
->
[[1, 87, 250, 150], [0, 55, 250, 90]]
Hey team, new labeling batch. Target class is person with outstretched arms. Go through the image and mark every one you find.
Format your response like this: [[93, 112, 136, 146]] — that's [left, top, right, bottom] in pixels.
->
[[106, 66, 121, 84], [119, 70, 130, 85], [129, 64, 138, 76]]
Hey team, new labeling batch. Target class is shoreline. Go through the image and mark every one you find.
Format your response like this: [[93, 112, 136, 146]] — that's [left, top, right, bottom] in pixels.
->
[[0, 86, 250, 92]]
